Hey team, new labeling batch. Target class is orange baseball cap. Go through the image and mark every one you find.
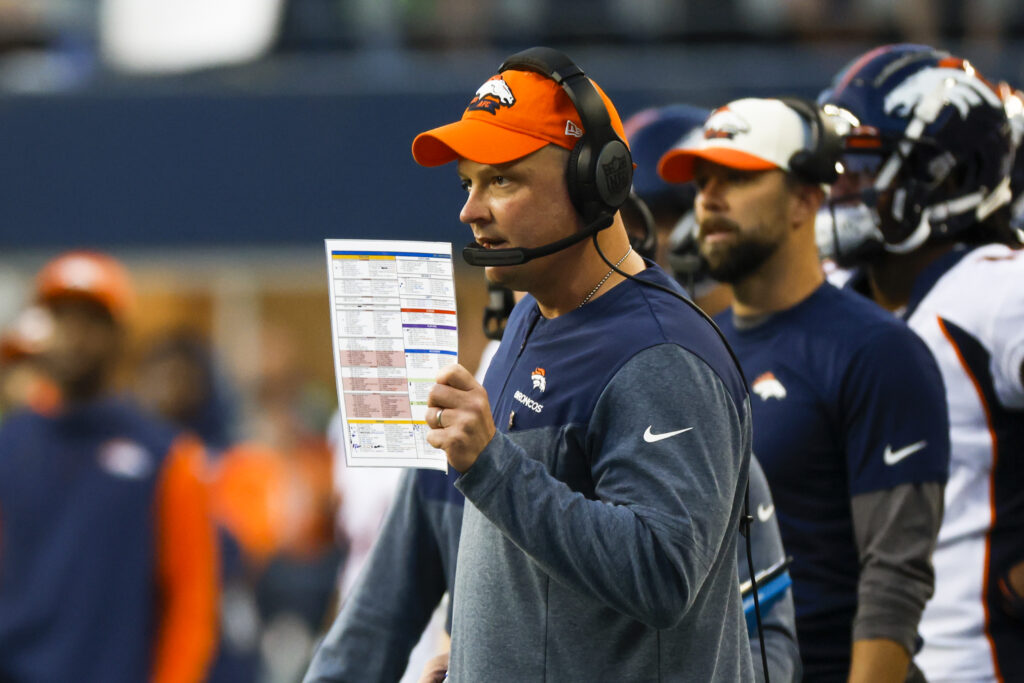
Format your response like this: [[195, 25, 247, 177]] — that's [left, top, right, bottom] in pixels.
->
[[35, 250, 135, 322], [412, 68, 629, 167], [0, 306, 54, 363]]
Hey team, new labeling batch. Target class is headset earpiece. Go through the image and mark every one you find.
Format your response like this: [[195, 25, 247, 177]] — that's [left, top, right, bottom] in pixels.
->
[[499, 47, 633, 223], [779, 97, 843, 185]]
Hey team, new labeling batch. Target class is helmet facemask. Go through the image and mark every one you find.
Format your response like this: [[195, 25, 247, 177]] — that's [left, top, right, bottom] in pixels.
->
[[818, 45, 1015, 264]]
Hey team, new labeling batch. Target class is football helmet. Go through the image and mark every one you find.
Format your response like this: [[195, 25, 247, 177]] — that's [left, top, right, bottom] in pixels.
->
[[817, 44, 1014, 262], [622, 104, 711, 292], [998, 82, 1024, 233]]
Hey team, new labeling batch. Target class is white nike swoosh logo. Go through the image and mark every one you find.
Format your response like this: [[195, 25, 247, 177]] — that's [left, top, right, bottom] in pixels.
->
[[884, 440, 927, 465], [643, 426, 694, 443], [757, 504, 775, 522]]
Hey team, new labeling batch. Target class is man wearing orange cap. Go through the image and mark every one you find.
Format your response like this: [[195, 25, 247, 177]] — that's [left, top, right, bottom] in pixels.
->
[[0, 305, 60, 418], [404, 48, 754, 681], [0, 251, 219, 683], [658, 98, 950, 682]]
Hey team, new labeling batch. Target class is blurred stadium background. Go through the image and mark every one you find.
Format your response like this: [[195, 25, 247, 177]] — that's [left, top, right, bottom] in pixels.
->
[[2, 0, 1024, 395], [1, 2, 1023, 680]]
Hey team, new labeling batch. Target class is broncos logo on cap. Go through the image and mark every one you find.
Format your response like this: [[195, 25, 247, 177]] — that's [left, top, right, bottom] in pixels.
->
[[885, 65, 1002, 123], [703, 107, 750, 140], [468, 78, 516, 115]]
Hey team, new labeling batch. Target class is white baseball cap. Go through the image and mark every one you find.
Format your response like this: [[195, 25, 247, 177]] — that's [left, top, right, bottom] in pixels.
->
[[657, 98, 809, 184]]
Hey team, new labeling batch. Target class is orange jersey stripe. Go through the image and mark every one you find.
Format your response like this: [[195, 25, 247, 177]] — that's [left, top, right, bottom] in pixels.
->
[[937, 315, 1004, 683], [152, 435, 219, 683]]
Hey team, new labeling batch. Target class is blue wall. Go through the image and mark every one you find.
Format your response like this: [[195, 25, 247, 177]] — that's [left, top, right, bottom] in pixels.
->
[[2, 42, 1020, 249], [0, 91, 481, 247]]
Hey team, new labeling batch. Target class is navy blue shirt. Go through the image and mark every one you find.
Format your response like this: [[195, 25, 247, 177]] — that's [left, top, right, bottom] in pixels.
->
[[716, 283, 949, 679], [0, 398, 180, 683]]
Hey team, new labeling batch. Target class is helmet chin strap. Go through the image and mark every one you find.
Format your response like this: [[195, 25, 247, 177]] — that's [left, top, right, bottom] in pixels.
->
[[883, 174, 1012, 253], [977, 174, 1012, 220], [882, 207, 930, 253]]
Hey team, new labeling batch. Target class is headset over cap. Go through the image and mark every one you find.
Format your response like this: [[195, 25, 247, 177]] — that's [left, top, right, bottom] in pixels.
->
[[412, 47, 633, 225], [658, 97, 843, 186]]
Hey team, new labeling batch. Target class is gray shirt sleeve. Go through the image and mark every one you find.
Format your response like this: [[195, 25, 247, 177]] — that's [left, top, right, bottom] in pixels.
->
[[455, 343, 748, 629], [849, 481, 945, 655], [303, 470, 458, 683], [741, 456, 802, 683]]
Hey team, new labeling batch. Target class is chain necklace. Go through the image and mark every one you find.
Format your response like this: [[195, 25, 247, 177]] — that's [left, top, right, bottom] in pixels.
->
[[578, 246, 632, 308]]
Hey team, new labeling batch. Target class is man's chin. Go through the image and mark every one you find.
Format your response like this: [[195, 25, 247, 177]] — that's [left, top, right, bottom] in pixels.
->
[[485, 265, 528, 291]]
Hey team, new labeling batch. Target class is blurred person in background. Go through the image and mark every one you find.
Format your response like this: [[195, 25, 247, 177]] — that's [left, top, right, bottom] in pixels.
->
[[818, 44, 1024, 683], [659, 97, 950, 681], [623, 103, 733, 315], [135, 329, 238, 451], [0, 250, 219, 683], [0, 304, 59, 419], [137, 324, 342, 683], [135, 329, 262, 683], [244, 323, 342, 683]]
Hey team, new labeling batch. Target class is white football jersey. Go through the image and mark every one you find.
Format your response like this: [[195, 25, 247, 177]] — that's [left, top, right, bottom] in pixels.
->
[[910, 244, 1024, 682]]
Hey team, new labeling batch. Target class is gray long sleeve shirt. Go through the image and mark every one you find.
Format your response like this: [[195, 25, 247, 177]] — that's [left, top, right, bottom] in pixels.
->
[[448, 269, 756, 681]]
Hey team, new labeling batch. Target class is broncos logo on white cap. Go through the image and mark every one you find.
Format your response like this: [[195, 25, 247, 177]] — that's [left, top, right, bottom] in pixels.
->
[[703, 107, 750, 140], [885, 67, 1002, 122], [468, 78, 516, 115]]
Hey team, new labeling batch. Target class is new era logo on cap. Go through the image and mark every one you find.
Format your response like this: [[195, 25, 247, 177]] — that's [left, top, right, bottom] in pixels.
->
[[565, 120, 584, 137]]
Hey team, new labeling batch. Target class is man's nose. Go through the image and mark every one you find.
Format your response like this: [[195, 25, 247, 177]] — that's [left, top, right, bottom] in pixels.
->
[[459, 186, 490, 225], [698, 177, 728, 212]]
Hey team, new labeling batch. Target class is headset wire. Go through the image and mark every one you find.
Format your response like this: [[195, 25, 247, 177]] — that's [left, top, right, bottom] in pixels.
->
[[591, 230, 771, 683]]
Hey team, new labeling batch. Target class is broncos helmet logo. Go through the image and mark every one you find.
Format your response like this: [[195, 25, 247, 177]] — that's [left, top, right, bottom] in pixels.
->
[[703, 108, 750, 140], [468, 78, 516, 115], [884, 67, 1002, 123]]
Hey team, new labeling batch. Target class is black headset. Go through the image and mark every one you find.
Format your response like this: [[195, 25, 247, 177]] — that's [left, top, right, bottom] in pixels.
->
[[620, 191, 658, 261], [462, 47, 634, 267], [482, 280, 516, 341], [779, 97, 844, 185]]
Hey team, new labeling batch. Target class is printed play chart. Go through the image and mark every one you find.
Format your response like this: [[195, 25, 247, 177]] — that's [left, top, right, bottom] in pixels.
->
[[325, 239, 457, 469]]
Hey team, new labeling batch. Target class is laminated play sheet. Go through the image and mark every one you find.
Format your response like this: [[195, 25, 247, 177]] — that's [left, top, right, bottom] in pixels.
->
[[325, 239, 457, 470]]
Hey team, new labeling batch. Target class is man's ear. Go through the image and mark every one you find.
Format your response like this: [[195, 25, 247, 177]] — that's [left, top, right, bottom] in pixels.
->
[[789, 183, 825, 229]]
